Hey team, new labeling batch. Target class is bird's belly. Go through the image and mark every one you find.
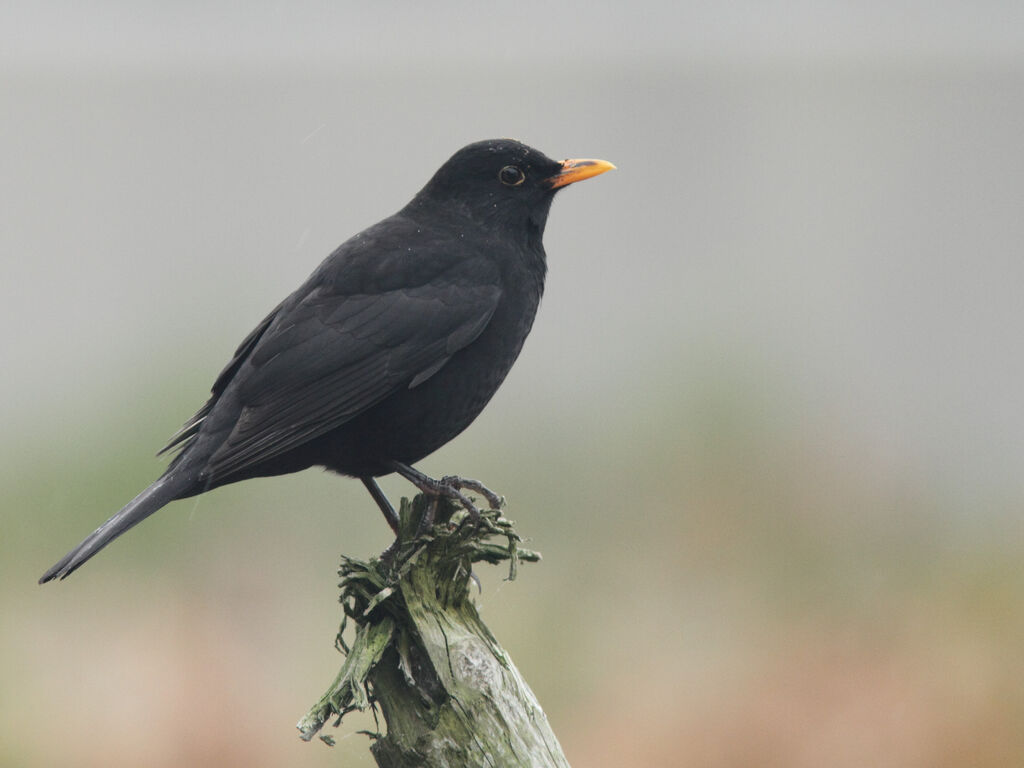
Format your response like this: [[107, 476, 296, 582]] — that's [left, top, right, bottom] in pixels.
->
[[314, 301, 534, 478], [314, 360, 508, 477]]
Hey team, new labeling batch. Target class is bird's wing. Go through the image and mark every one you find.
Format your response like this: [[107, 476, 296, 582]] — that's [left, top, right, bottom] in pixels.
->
[[200, 262, 502, 482]]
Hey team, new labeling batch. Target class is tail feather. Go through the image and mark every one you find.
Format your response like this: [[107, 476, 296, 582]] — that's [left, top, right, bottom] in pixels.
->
[[39, 472, 193, 583]]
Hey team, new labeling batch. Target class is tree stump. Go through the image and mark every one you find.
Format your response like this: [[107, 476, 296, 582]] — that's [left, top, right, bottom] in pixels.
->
[[298, 494, 570, 767]]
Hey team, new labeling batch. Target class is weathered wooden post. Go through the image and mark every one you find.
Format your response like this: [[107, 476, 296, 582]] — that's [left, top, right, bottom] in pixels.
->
[[298, 494, 570, 767]]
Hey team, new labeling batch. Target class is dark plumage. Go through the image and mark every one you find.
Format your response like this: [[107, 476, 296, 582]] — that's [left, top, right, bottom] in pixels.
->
[[40, 139, 614, 582]]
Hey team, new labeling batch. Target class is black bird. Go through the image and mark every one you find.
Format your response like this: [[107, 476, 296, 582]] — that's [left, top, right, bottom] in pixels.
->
[[39, 139, 614, 583]]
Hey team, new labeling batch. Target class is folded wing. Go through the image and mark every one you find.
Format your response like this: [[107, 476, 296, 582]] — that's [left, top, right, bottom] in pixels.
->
[[194, 266, 501, 483]]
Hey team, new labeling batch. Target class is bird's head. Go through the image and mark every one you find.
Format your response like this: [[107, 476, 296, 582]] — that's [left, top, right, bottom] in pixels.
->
[[411, 139, 614, 239]]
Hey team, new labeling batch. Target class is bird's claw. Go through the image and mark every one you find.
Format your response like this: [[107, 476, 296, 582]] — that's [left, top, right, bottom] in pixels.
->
[[439, 475, 503, 512], [419, 475, 502, 526], [390, 462, 503, 529]]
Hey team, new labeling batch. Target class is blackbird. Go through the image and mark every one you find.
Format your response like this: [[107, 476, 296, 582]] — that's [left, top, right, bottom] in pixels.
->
[[40, 139, 614, 583]]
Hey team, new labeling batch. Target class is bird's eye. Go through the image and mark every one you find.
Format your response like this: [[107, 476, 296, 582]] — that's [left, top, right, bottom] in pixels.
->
[[498, 165, 525, 187]]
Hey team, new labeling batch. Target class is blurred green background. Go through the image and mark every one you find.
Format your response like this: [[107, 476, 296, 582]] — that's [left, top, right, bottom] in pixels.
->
[[4, 2, 1024, 766]]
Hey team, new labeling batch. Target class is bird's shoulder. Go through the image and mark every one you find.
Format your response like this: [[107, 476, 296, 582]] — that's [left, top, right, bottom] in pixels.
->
[[308, 210, 504, 298], [240, 211, 503, 364]]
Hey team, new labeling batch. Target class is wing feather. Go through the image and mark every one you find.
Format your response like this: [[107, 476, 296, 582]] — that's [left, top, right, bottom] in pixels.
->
[[202, 273, 501, 481]]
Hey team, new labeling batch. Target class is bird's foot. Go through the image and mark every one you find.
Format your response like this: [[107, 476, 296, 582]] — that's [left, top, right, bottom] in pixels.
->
[[439, 475, 503, 514], [419, 476, 485, 524], [390, 462, 503, 526]]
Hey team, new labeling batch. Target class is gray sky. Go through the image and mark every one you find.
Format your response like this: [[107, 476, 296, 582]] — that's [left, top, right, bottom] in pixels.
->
[[4, 1, 1024, 67]]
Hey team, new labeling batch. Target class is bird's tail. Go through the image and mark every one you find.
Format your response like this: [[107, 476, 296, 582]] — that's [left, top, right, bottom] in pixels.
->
[[38, 471, 194, 583]]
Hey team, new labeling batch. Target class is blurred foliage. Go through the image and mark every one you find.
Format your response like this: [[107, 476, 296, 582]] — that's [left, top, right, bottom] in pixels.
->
[[5, 338, 1024, 767]]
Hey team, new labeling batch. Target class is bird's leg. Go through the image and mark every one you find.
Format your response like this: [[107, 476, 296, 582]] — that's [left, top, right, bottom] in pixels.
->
[[389, 462, 503, 524], [361, 477, 400, 535], [362, 475, 437, 546]]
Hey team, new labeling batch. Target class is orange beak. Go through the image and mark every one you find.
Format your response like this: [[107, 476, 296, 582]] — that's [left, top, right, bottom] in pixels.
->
[[545, 158, 616, 189]]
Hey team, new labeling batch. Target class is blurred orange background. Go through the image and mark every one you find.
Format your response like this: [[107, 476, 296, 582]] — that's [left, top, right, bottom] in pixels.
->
[[4, 3, 1024, 766]]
